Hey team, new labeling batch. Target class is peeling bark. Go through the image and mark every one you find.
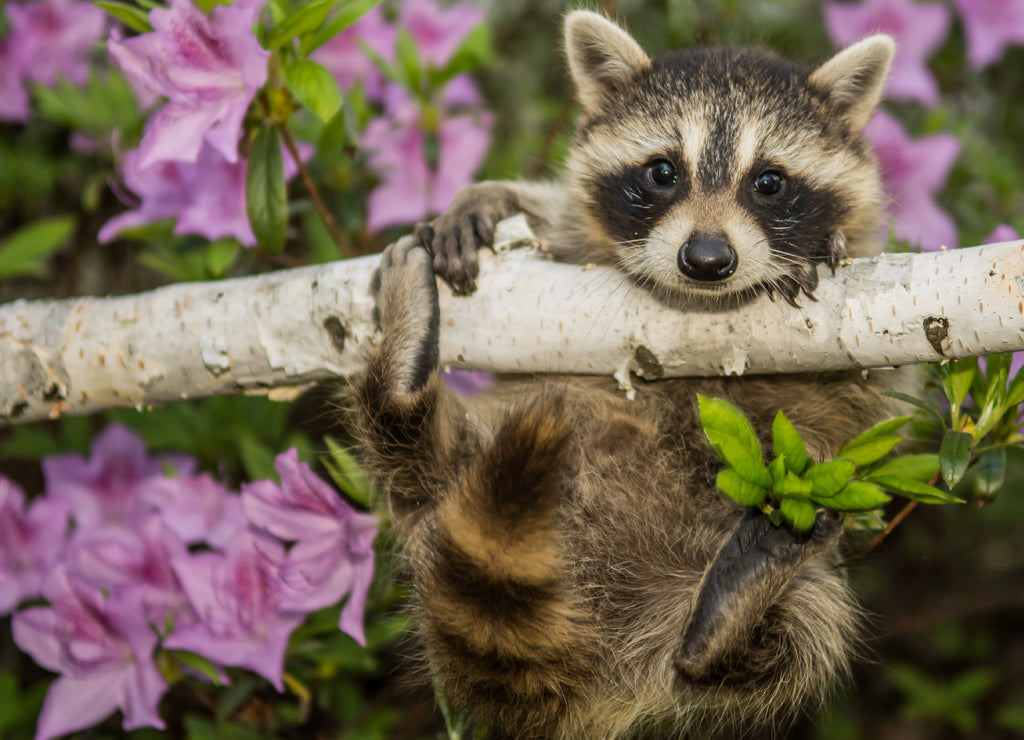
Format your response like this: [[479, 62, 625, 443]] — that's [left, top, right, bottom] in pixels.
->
[[2, 216, 1022, 425]]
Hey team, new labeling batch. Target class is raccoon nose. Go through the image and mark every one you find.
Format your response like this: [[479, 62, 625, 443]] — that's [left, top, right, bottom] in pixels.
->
[[678, 235, 738, 281]]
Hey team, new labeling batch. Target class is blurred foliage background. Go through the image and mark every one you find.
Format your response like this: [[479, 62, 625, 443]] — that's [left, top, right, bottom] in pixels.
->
[[2, 0, 1024, 738]]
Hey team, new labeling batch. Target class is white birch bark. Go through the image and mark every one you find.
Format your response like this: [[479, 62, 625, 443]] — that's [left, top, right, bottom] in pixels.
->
[[2, 215, 1023, 425]]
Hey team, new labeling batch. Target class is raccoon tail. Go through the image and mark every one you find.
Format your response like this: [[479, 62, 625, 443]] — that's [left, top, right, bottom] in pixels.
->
[[419, 393, 597, 738]]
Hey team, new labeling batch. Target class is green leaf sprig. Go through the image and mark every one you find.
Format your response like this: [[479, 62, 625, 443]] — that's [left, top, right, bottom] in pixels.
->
[[697, 395, 962, 533]]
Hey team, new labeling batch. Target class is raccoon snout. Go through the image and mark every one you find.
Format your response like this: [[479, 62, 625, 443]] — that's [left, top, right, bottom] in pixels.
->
[[677, 234, 738, 282]]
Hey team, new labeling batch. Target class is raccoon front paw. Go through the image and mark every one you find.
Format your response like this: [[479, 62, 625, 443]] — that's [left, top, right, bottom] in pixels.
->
[[414, 183, 519, 295], [371, 237, 440, 395]]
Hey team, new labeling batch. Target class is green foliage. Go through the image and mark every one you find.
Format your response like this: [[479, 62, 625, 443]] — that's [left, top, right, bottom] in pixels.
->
[[0, 215, 74, 279], [698, 395, 962, 532], [246, 126, 289, 254], [889, 663, 997, 733]]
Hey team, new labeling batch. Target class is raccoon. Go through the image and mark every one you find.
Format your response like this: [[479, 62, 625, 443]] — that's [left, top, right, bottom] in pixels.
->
[[357, 11, 896, 740]]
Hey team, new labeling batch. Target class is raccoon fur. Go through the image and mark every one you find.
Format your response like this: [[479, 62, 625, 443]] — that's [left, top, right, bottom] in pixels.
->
[[356, 11, 897, 739]]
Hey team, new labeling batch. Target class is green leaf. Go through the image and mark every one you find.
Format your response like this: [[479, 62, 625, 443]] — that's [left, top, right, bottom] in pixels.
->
[[840, 415, 913, 450], [94, 1, 152, 33], [265, 0, 334, 50], [0, 215, 75, 279], [697, 395, 769, 486], [804, 459, 857, 498], [938, 357, 977, 422], [772, 410, 808, 474], [939, 430, 973, 489], [779, 496, 816, 532], [715, 469, 768, 507], [768, 455, 787, 486], [870, 475, 964, 504], [324, 436, 376, 508], [284, 59, 343, 122], [172, 650, 224, 685], [245, 126, 288, 253], [303, 0, 383, 55], [823, 481, 891, 512], [394, 28, 423, 89], [865, 453, 940, 482], [974, 447, 1006, 503], [839, 435, 903, 466], [884, 390, 944, 422], [204, 238, 240, 278], [775, 471, 813, 498]]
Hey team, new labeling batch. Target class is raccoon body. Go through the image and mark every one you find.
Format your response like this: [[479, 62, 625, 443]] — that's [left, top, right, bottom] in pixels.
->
[[357, 12, 896, 739]]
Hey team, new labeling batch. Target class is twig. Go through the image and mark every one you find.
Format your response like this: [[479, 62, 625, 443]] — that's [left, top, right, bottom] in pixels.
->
[[276, 120, 351, 257]]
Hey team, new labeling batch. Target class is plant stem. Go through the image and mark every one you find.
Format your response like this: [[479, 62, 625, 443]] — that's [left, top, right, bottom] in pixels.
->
[[276, 119, 351, 257]]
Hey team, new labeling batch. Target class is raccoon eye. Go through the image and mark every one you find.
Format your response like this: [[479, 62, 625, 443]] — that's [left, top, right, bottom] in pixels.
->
[[645, 159, 678, 188], [753, 170, 786, 197]]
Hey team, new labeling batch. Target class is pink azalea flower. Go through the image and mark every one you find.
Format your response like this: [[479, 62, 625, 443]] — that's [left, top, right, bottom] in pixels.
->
[[100, 140, 309, 246], [241, 448, 377, 644], [824, 0, 951, 105], [164, 529, 304, 690], [42, 423, 195, 529], [0, 38, 30, 122], [983, 224, 1021, 244], [11, 569, 167, 739], [364, 78, 492, 231], [954, 0, 1024, 68], [0, 478, 70, 615], [865, 111, 960, 250], [5, 0, 107, 87], [311, 5, 396, 100], [106, 0, 269, 168], [441, 369, 496, 396], [399, 0, 485, 68], [64, 516, 193, 629], [141, 472, 248, 548]]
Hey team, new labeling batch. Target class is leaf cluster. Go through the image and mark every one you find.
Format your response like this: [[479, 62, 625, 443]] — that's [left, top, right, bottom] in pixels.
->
[[698, 394, 961, 532], [892, 354, 1024, 502]]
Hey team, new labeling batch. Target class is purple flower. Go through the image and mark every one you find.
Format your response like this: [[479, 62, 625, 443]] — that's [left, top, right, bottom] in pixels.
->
[[399, 0, 485, 68], [6, 0, 107, 87], [64, 516, 193, 629], [311, 5, 396, 100], [954, 0, 1024, 69], [241, 448, 377, 644], [824, 0, 951, 105], [441, 369, 496, 396], [164, 529, 304, 690], [141, 472, 248, 548], [364, 78, 492, 231], [11, 569, 167, 739], [100, 140, 310, 246], [0, 478, 70, 615], [43, 424, 194, 529], [0, 37, 30, 122], [983, 224, 1021, 244], [106, 0, 269, 168], [865, 111, 960, 250]]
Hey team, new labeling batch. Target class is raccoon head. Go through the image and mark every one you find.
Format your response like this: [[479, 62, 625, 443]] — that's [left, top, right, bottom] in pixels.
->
[[562, 11, 894, 306]]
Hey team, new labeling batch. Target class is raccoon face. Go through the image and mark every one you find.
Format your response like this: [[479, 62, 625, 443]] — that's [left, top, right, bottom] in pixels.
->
[[564, 13, 894, 306]]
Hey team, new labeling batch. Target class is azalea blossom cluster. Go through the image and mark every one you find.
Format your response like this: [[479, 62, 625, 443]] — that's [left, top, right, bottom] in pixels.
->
[[0, 425, 376, 740], [100, 0, 282, 246], [311, 0, 493, 231], [0, 0, 107, 122], [825, 0, 1024, 251]]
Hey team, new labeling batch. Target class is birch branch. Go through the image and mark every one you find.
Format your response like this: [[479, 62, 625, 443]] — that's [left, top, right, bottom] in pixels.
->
[[2, 215, 1023, 426]]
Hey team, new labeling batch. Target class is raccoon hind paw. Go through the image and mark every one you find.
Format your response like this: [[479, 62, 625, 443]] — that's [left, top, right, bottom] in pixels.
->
[[371, 237, 440, 395]]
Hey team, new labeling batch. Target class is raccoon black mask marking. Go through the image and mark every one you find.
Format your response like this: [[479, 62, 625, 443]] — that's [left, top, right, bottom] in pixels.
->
[[356, 11, 896, 740]]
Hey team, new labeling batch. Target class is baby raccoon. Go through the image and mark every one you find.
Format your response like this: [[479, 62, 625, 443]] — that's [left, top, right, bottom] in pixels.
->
[[357, 11, 896, 740]]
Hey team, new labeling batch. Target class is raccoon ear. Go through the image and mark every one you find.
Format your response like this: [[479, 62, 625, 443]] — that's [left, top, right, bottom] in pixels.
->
[[809, 34, 895, 132], [565, 11, 650, 112]]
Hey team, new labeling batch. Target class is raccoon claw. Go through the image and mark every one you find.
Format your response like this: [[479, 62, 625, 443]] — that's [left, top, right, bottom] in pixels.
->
[[371, 237, 440, 394], [416, 215, 483, 295]]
